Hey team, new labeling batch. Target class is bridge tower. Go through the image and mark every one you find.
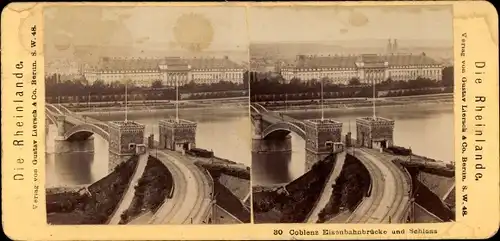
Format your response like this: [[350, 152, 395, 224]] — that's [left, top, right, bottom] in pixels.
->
[[304, 119, 343, 171], [159, 119, 197, 152], [356, 116, 395, 149], [108, 121, 146, 172]]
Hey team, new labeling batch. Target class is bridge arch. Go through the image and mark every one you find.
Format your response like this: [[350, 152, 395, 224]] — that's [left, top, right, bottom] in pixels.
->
[[63, 123, 110, 142], [262, 122, 306, 140]]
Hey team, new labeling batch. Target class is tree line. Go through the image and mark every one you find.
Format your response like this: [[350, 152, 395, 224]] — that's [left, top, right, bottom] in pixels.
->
[[45, 74, 249, 103], [249, 66, 454, 101]]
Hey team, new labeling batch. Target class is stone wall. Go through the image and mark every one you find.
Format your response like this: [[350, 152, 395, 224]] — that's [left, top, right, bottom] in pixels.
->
[[305, 151, 331, 171], [159, 119, 196, 151], [109, 121, 145, 155], [356, 123, 372, 148], [109, 127, 121, 154], [304, 119, 342, 154], [119, 127, 145, 155], [303, 119, 342, 170], [356, 117, 394, 148], [108, 152, 133, 173]]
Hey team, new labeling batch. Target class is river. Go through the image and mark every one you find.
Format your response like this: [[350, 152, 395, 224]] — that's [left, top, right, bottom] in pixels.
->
[[252, 103, 454, 186], [45, 106, 251, 187], [45, 103, 454, 188]]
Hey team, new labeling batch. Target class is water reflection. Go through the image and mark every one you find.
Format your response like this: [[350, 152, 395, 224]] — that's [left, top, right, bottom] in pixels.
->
[[252, 151, 292, 186], [48, 152, 93, 185]]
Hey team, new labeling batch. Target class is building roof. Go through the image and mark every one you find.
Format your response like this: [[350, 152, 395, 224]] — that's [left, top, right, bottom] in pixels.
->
[[93, 56, 244, 72], [188, 57, 243, 70], [98, 57, 160, 71], [383, 53, 439, 67], [286, 53, 440, 70]]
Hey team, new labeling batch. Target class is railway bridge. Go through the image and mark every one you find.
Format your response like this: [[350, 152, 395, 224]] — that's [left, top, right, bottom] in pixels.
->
[[45, 103, 145, 172], [251, 103, 343, 170]]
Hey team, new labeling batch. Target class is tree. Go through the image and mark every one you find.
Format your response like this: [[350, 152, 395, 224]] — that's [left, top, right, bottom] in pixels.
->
[[348, 77, 361, 86], [441, 66, 454, 87], [91, 80, 107, 94], [321, 77, 331, 85], [242, 71, 250, 89], [151, 80, 163, 89], [290, 78, 301, 86]]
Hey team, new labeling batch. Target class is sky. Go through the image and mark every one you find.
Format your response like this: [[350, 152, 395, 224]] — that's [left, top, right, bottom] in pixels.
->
[[44, 5, 250, 58], [44, 4, 453, 62], [247, 5, 453, 46]]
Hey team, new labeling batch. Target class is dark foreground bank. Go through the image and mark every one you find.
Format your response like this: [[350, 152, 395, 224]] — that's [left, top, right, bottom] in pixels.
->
[[46, 156, 139, 224], [252, 154, 336, 223]]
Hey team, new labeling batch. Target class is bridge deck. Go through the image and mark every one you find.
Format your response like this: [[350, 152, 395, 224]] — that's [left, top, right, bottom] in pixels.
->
[[151, 149, 212, 224], [347, 148, 411, 223], [46, 105, 110, 141]]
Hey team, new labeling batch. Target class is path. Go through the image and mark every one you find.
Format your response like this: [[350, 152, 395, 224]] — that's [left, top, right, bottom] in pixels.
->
[[150, 150, 212, 224], [108, 151, 149, 224], [306, 151, 346, 223], [347, 148, 408, 223]]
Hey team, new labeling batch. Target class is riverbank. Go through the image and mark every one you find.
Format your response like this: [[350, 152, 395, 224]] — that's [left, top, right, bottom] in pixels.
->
[[74, 104, 248, 120], [252, 155, 335, 223], [260, 94, 453, 113], [67, 98, 248, 114], [46, 156, 139, 224]]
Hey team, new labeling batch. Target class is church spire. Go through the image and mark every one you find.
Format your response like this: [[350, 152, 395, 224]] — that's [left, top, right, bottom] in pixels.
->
[[387, 39, 393, 54], [393, 39, 398, 53]]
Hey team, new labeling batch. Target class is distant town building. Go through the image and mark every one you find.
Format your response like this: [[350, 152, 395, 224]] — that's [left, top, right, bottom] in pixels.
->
[[281, 52, 443, 85], [280, 39, 444, 85], [249, 57, 277, 72], [386, 39, 399, 54], [83, 56, 245, 87]]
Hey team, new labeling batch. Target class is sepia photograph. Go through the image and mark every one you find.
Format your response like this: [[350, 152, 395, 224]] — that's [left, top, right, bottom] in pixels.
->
[[44, 5, 251, 225], [248, 5, 456, 224]]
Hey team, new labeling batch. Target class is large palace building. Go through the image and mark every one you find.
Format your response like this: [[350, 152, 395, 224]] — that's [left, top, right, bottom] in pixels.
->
[[280, 39, 444, 85], [83, 56, 245, 87]]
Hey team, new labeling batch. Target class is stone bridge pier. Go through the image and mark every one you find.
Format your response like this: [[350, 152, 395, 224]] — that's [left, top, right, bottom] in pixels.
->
[[251, 114, 292, 153], [108, 121, 146, 173], [304, 119, 343, 171], [53, 115, 95, 154]]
